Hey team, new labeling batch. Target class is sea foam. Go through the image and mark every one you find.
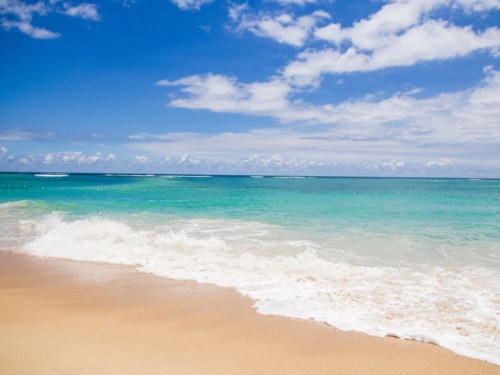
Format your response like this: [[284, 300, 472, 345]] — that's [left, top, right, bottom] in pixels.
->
[[19, 213, 500, 366]]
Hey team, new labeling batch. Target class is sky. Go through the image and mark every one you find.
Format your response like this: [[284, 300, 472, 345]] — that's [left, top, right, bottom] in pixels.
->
[[1, 0, 499, 177]]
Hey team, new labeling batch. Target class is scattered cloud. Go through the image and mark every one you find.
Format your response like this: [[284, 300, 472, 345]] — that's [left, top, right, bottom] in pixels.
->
[[1, 140, 496, 176], [1, 18, 60, 38], [160, 68, 500, 147], [158, 74, 292, 116], [288, 21, 500, 85], [381, 160, 406, 170], [126, 123, 498, 171], [43, 153, 55, 164], [270, 0, 318, 5], [63, 2, 100, 21], [0, 0, 100, 39], [134, 155, 150, 164], [235, 10, 330, 47], [453, 0, 500, 12], [426, 158, 452, 167], [2, 0, 499, 177], [14, 151, 118, 167], [0, 129, 55, 141], [170, 0, 212, 11]]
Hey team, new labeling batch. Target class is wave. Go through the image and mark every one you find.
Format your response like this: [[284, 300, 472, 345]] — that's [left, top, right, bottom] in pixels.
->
[[273, 176, 316, 179], [17, 213, 500, 366], [34, 173, 68, 177], [0, 200, 30, 208], [161, 175, 212, 178], [108, 174, 156, 177]]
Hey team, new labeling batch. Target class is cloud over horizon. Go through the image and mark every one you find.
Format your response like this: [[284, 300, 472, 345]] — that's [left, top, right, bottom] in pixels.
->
[[1, 0, 499, 176]]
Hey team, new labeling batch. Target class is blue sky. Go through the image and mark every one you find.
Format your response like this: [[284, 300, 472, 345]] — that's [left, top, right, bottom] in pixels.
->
[[1, 0, 499, 176]]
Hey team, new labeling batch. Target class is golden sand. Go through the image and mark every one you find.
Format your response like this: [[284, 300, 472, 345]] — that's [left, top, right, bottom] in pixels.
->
[[1, 251, 498, 375]]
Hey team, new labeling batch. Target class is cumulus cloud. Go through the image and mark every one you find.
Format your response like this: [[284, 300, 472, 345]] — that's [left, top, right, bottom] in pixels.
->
[[0, 0, 100, 39], [63, 2, 99, 20], [288, 21, 500, 85], [158, 74, 293, 116], [454, 0, 500, 11], [25, 151, 119, 167], [127, 115, 498, 170], [161, 0, 500, 145], [134, 155, 150, 164], [426, 158, 452, 167], [272, 0, 318, 5], [1, 18, 60, 38], [381, 160, 406, 170], [153, 150, 324, 173], [106, 153, 117, 161], [160, 68, 500, 148], [0, 0, 58, 38], [235, 10, 330, 47], [44, 153, 55, 164], [170, 0, 212, 11]]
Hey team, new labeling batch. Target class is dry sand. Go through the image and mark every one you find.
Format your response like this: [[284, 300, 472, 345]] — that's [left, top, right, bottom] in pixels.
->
[[1, 251, 499, 375]]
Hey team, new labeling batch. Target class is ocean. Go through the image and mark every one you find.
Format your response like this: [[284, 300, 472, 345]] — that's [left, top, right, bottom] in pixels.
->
[[0, 173, 499, 365]]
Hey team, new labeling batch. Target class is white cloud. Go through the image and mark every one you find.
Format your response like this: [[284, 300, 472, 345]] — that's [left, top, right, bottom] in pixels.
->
[[314, 0, 499, 51], [1, 19, 59, 38], [179, 153, 200, 166], [56, 151, 102, 165], [381, 160, 406, 170], [25, 151, 117, 167], [90, 133, 104, 139], [288, 23, 500, 86], [64, 2, 99, 20], [61, 152, 82, 162], [454, 0, 500, 11], [159, 68, 500, 168], [158, 74, 292, 116], [228, 3, 248, 21], [236, 10, 330, 47], [370, 22, 499, 68], [271, 0, 318, 5], [0, 147, 7, 153], [106, 153, 117, 161], [0, 129, 55, 140], [134, 155, 150, 164], [0, 0, 48, 21], [85, 152, 101, 163], [170, 0, 212, 11], [161, 67, 500, 139], [426, 158, 452, 167], [0, 0, 60, 39], [44, 153, 55, 164], [0, 0, 100, 39], [274, 0, 500, 85], [127, 126, 499, 176], [317, 0, 443, 50]]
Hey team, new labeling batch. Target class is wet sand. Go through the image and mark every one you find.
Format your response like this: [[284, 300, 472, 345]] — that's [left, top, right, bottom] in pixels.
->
[[0, 251, 498, 375]]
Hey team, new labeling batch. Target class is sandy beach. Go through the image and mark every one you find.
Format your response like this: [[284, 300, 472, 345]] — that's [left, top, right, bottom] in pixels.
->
[[0, 251, 498, 375]]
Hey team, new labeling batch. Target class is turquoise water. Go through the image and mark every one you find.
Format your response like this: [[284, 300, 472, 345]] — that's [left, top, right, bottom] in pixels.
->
[[1, 173, 499, 364]]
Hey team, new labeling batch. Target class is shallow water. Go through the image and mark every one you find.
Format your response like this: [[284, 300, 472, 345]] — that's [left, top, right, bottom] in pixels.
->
[[1, 173, 499, 364]]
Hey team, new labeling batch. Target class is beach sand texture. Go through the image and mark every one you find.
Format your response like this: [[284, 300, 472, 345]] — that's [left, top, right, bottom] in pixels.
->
[[1, 251, 499, 375]]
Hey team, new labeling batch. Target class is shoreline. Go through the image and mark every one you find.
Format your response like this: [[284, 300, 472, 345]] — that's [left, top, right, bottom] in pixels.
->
[[1, 251, 499, 374]]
